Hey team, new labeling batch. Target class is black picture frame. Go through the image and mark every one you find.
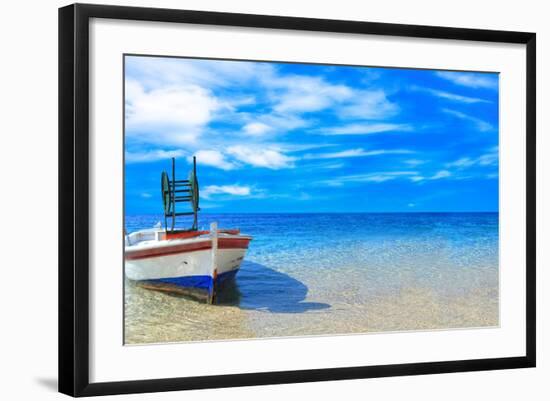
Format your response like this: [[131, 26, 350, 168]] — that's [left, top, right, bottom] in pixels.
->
[[59, 3, 536, 397]]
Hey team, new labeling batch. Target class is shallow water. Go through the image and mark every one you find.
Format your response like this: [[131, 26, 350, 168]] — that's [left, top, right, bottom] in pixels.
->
[[124, 213, 499, 344]]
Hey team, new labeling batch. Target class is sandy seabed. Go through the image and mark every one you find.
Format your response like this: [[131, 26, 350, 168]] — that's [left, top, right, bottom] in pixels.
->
[[124, 277, 498, 344]]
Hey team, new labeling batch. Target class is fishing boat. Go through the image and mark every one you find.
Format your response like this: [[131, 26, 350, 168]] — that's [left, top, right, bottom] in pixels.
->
[[124, 157, 252, 303]]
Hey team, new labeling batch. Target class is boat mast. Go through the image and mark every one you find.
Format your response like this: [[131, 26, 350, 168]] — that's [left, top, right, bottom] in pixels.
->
[[171, 156, 176, 231], [207, 221, 218, 304], [192, 156, 198, 231]]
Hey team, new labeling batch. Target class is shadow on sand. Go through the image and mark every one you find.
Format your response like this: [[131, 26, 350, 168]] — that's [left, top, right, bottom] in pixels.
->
[[216, 261, 330, 313]]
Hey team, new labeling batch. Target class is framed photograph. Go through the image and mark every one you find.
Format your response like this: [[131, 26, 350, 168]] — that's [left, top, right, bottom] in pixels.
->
[[59, 3, 536, 397]]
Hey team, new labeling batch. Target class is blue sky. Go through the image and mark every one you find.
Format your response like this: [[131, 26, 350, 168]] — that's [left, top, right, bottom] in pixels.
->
[[125, 55, 499, 214]]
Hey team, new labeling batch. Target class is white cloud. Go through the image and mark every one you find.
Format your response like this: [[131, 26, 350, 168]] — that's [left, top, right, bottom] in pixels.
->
[[319, 162, 345, 169], [259, 73, 398, 121], [410, 170, 452, 182], [321, 171, 418, 186], [125, 149, 185, 163], [418, 87, 491, 104], [126, 57, 403, 151], [337, 90, 399, 119], [304, 148, 413, 160], [404, 159, 427, 167], [304, 149, 367, 159], [413, 147, 498, 183], [435, 71, 499, 90], [446, 157, 477, 168], [243, 122, 272, 136], [320, 123, 412, 136], [237, 113, 309, 139], [431, 170, 452, 180], [442, 108, 493, 132], [126, 56, 275, 90], [202, 185, 251, 199], [126, 82, 218, 127], [125, 80, 219, 145], [227, 145, 296, 169], [361, 173, 414, 183], [257, 113, 309, 132], [128, 57, 329, 136], [300, 161, 346, 171], [265, 75, 352, 114], [446, 148, 498, 169], [280, 143, 336, 153], [478, 152, 498, 166], [190, 150, 236, 170]]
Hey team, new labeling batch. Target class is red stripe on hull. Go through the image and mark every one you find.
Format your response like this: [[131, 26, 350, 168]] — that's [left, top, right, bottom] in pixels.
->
[[160, 229, 240, 241], [125, 238, 250, 260]]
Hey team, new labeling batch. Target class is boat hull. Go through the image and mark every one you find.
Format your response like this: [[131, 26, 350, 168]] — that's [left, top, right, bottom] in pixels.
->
[[124, 235, 250, 300], [126, 247, 246, 287]]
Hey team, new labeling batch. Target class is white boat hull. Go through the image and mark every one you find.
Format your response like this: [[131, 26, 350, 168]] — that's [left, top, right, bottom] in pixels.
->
[[126, 247, 247, 284], [124, 230, 251, 297]]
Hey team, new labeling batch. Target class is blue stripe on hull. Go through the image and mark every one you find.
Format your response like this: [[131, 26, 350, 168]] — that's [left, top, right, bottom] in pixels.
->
[[143, 269, 239, 291]]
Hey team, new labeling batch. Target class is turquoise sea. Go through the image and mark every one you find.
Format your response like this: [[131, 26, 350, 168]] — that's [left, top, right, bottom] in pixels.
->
[[124, 212, 499, 343]]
